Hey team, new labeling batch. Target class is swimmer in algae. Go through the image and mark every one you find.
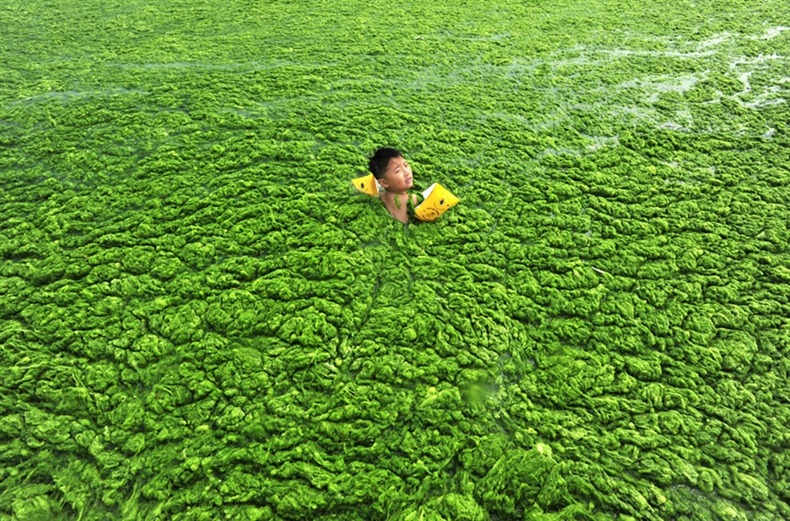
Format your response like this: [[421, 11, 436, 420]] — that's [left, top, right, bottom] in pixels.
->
[[356, 147, 458, 224], [368, 147, 419, 225]]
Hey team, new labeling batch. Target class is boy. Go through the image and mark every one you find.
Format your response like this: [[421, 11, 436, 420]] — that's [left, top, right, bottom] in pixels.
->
[[368, 147, 419, 224]]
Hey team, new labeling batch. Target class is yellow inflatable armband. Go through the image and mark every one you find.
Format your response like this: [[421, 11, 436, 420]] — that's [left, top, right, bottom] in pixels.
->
[[352, 173, 380, 197], [414, 183, 459, 222]]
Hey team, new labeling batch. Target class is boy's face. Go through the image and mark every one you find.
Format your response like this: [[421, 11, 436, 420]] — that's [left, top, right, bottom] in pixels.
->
[[379, 156, 413, 193]]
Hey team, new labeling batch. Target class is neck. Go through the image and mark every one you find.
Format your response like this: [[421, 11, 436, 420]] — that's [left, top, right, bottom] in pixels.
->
[[386, 188, 408, 195]]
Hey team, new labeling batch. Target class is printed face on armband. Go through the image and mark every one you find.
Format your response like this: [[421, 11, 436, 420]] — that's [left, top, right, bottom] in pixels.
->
[[417, 205, 441, 222], [414, 183, 459, 222], [352, 173, 379, 196]]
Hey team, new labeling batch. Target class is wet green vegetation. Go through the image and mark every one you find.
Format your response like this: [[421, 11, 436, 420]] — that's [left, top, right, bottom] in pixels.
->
[[1, 0, 789, 519]]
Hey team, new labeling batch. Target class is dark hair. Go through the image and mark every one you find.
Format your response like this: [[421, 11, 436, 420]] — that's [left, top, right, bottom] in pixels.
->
[[368, 147, 402, 180]]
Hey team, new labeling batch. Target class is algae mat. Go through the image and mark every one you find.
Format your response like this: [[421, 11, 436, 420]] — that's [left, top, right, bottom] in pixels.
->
[[1, 0, 789, 519]]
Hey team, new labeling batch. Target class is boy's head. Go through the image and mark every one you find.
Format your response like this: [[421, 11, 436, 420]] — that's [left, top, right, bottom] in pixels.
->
[[368, 147, 413, 193]]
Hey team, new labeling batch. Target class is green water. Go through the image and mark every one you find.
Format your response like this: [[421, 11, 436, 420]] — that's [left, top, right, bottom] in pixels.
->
[[1, 0, 788, 519]]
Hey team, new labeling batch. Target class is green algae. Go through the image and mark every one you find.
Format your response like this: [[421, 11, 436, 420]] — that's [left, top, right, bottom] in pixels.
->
[[1, 0, 789, 519]]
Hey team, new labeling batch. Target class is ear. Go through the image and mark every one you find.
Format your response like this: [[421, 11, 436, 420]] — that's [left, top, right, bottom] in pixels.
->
[[377, 176, 390, 189]]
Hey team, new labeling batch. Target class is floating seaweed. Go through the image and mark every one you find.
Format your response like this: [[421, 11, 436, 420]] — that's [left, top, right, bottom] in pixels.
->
[[1, 0, 789, 520]]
